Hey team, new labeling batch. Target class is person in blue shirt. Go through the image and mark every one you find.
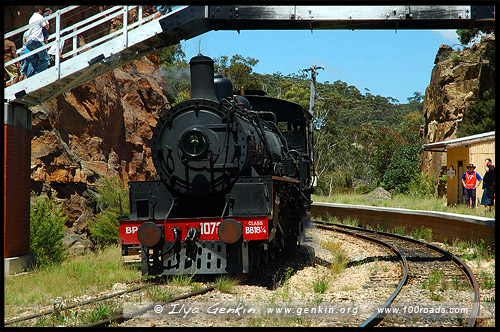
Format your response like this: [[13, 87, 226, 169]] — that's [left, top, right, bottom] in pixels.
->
[[153, 6, 172, 20]]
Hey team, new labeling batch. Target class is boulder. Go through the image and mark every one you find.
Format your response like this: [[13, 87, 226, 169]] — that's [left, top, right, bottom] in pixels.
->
[[63, 230, 93, 256], [362, 187, 392, 201]]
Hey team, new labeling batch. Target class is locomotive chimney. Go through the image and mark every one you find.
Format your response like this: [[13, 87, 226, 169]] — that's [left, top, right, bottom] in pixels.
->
[[189, 55, 218, 102]]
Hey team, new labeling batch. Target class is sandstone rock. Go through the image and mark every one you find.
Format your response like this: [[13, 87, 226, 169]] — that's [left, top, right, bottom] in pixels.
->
[[112, 283, 127, 291], [362, 187, 391, 201], [63, 230, 93, 256], [422, 37, 495, 179], [434, 44, 453, 64]]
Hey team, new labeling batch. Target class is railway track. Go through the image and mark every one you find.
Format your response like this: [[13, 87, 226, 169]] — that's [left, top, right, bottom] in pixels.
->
[[6, 221, 482, 328], [5, 275, 216, 328], [313, 220, 480, 327], [83, 285, 216, 327]]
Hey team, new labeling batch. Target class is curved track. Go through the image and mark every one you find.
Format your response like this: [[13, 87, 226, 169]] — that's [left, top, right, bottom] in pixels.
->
[[314, 220, 480, 327]]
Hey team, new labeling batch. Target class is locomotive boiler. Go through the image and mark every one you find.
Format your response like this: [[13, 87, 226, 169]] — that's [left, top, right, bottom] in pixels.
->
[[120, 55, 313, 275]]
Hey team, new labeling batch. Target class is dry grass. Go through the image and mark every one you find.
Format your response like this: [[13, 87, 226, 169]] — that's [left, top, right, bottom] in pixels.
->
[[321, 241, 349, 275], [312, 193, 495, 218], [5, 246, 140, 314]]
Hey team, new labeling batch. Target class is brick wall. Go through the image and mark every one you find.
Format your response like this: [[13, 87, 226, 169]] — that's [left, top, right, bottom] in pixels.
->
[[4, 123, 31, 257]]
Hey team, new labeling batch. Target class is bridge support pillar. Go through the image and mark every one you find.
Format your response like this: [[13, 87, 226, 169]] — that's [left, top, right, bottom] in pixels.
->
[[4, 102, 35, 274]]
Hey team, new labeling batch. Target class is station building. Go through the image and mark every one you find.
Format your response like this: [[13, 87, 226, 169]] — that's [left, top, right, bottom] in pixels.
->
[[424, 131, 495, 206]]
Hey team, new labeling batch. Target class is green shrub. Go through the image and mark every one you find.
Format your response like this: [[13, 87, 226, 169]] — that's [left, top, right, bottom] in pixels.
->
[[316, 171, 353, 196], [88, 176, 129, 248], [456, 89, 495, 137], [480, 271, 495, 289], [411, 226, 433, 243], [354, 184, 375, 194], [30, 193, 68, 268], [214, 276, 239, 293], [383, 145, 422, 194], [94, 175, 129, 213], [393, 226, 407, 236], [409, 172, 436, 198], [450, 52, 461, 67], [312, 274, 329, 294]]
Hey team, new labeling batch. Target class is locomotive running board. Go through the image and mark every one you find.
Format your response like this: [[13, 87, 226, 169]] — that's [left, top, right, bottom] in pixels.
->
[[272, 176, 300, 184]]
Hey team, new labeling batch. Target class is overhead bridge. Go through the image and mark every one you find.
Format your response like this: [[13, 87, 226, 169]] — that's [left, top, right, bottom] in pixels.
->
[[4, 5, 495, 107]]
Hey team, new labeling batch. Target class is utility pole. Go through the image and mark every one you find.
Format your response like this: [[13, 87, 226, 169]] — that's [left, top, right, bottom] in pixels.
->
[[301, 65, 324, 186], [301, 65, 324, 118]]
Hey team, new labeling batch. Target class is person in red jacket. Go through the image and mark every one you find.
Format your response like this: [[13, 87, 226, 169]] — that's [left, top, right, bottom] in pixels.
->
[[461, 163, 482, 208]]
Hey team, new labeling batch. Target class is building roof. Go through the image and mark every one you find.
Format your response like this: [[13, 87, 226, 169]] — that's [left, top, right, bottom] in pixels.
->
[[423, 131, 495, 152]]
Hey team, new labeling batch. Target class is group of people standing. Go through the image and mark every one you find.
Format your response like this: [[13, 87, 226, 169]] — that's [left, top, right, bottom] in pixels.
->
[[4, 7, 57, 86], [5, 5, 173, 87], [461, 158, 495, 212]]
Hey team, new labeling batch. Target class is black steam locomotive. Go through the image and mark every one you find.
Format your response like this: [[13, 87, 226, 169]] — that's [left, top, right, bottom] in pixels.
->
[[120, 55, 313, 275]]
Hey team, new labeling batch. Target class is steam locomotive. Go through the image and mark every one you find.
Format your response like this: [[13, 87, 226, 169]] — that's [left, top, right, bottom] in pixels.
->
[[120, 55, 313, 275]]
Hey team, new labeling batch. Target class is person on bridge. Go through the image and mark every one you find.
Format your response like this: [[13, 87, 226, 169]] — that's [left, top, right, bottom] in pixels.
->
[[19, 30, 32, 81], [461, 163, 482, 208], [153, 5, 172, 20], [26, 7, 50, 77], [480, 158, 495, 213], [42, 8, 53, 42], [48, 38, 65, 68], [4, 38, 20, 86]]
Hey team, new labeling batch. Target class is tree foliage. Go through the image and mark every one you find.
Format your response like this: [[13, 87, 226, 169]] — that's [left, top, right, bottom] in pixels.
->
[[214, 54, 260, 92], [456, 29, 494, 45], [158, 43, 190, 104], [456, 89, 495, 137], [30, 193, 68, 268], [158, 44, 186, 68], [383, 144, 423, 193], [88, 176, 129, 249]]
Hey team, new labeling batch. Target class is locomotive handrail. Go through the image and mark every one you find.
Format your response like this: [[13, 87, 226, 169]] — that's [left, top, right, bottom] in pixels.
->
[[161, 226, 180, 256]]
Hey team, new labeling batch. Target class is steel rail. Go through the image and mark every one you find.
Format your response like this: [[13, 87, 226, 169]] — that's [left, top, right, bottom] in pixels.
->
[[313, 220, 408, 327], [314, 220, 480, 327], [82, 285, 215, 327], [3, 277, 164, 326]]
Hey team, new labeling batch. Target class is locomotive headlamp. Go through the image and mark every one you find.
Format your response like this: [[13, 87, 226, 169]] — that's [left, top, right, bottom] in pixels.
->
[[217, 219, 242, 244], [137, 222, 163, 247], [180, 129, 209, 158]]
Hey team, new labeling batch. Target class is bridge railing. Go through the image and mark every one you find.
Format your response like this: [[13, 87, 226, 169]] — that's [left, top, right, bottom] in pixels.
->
[[4, 6, 163, 84]]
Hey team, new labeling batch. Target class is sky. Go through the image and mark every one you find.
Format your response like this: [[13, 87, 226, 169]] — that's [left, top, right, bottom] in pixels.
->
[[180, 28, 462, 104]]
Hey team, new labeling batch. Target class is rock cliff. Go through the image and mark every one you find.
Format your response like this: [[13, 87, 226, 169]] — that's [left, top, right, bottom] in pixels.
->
[[421, 36, 495, 187]]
